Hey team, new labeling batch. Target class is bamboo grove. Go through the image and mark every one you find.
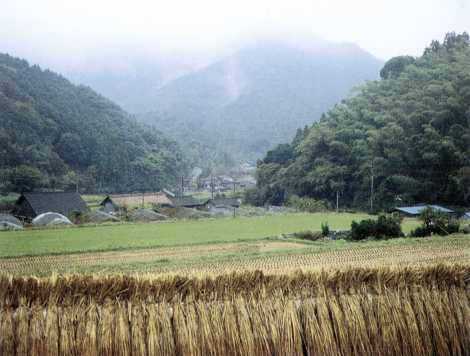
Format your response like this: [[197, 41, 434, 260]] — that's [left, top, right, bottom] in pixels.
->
[[1, 265, 469, 356]]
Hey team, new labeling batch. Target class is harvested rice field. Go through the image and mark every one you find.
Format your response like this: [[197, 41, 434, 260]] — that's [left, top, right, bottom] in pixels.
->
[[1, 215, 468, 355], [0, 234, 468, 276]]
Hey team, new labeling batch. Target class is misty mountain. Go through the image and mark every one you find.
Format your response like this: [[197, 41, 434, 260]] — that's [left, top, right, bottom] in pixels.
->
[[66, 54, 199, 114], [0, 53, 186, 193], [139, 40, 383, 167]]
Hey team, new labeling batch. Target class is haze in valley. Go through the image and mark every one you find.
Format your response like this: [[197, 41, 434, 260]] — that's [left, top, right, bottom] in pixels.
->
[[1, 0, 469, 169]]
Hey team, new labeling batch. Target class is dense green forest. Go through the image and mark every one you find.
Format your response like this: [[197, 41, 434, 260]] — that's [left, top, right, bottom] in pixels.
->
[[253, 33, 470, 209], [140, 40, 382, 169], [0, 54, 187, 193]]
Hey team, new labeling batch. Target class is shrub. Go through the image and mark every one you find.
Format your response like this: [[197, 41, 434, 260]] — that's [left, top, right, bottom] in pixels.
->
[[350, 219, 376, 240], [447, 220, 460, 234], [462, 225, 470, 234], [286, 195, 329, 213], [321, 222, 330, 237], [350, 214, 403, 240], [375, 214, 403, 238], [410, 226, 428, 238], [291, 230, 323, 241], [410, 207, 461, 237]]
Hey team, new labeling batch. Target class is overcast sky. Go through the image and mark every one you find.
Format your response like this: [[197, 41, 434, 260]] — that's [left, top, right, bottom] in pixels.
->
[[0, 0, 469, 71]]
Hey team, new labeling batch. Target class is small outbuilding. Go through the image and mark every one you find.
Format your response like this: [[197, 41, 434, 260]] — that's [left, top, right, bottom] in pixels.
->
[[99, 196, 121, 213], [170, 196, 209, 209], [463, 212, 470, 220], [99, 191, 175, 212], [207, 197, 241, 216], [393, 204, 455, 217], [14, 192, 88, 220], [208, 198, 241, 209]]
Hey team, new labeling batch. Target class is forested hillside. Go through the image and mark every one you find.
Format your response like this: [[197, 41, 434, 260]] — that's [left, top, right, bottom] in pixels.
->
[[253, 33, 470, 209], [0, 54, 186, 193], [140, 40, 382, 168]]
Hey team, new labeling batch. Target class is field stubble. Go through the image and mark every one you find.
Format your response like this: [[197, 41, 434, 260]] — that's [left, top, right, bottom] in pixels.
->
[[1, 235, 468, 276]]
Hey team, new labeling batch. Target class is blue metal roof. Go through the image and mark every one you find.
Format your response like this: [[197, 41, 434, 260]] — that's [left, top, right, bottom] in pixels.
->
[[464, 212, 470, 219], [395, 205, 454, 215]]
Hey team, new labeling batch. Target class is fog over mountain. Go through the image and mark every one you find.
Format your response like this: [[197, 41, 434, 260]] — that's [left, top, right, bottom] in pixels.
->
[[3, 0, 466, 170], [134, 38, 383, 166]]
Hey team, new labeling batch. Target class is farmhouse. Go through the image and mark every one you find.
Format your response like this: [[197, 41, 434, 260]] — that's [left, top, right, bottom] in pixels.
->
[[393, 204, 455, 217], [100, 191, 175, 212], [14, 192, 88, 220]]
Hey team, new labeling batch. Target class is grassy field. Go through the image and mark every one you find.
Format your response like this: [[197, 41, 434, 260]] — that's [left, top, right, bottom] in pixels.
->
[[0, 213, 420, 258]]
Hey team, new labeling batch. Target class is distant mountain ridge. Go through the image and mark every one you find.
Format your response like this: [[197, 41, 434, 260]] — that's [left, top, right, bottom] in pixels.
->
[[139, 40, 383, 167], [0, 53, 186, 193]]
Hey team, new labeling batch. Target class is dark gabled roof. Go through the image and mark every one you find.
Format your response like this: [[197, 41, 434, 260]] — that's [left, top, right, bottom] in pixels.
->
[[209, 198, 241, 208], [171, 196, 209, 207], [100, 196, 118, 206], [18, 192, 88, 216]]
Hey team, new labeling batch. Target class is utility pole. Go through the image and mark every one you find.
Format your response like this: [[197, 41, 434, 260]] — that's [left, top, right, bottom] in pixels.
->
[[142, 192, 145, 208], [211, 175, 214, 200], [370, 161, 374, 212], [181, 176, 184, 198], [336, 190, 339, 213]]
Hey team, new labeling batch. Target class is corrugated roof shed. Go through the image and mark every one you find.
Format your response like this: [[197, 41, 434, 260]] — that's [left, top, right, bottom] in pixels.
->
[[394, 205, 454, 216]]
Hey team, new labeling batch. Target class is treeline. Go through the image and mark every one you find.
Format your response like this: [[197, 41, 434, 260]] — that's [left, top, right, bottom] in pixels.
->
[[252, 33, 470, 209], [0, 54, 187, 193]]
